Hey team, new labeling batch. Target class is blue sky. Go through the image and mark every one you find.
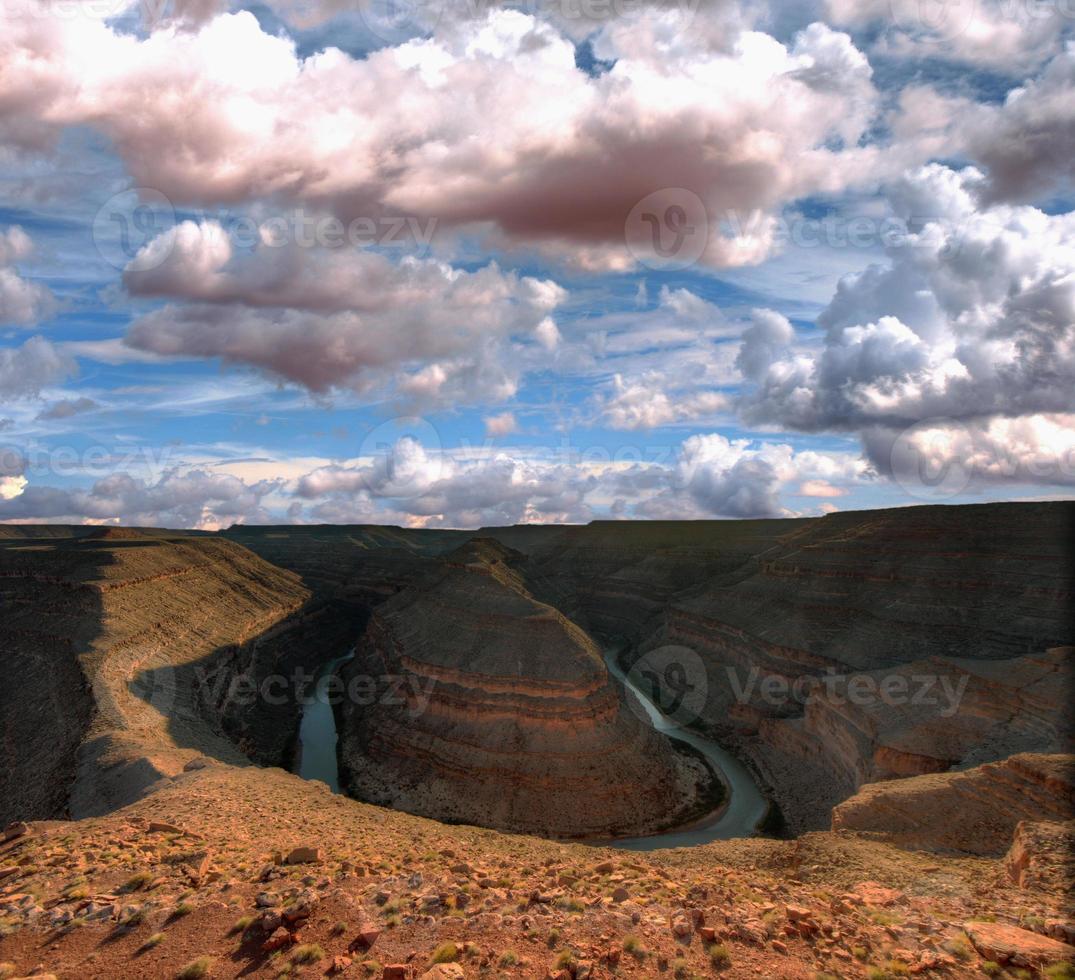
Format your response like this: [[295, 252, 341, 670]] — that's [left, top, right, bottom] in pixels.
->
[[0, 0, 1072, 527]]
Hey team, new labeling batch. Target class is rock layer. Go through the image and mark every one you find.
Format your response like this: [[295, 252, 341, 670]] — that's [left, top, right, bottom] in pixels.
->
[[337, 539, 712, 838], [831, 753, 1075, 854], [0, 529, 330, 823]]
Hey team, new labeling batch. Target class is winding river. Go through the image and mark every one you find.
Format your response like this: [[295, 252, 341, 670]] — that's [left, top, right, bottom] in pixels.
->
[[296, 650, 354, 793], [295, 644, 768, 847], [601, 645, 768, 850]]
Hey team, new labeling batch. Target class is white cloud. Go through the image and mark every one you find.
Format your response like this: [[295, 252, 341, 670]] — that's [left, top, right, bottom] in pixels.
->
[[0, 467, 278, 529], [122, 223, 567, 406], [735, 307, 795, 381], [826, 0, 1071, 70], [601, 373, 729, 430], [0, 336, 76, 400], [483, 411, 518, 438], [0, 226, 54, 327], [740, 165, 1075, 431], [0, 7, 880, 269], [292, 431, 870, 526]]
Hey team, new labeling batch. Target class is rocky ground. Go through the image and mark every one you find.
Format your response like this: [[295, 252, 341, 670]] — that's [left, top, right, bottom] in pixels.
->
[[1, 762, 1072, 980], [0, 508, 1072, 979]]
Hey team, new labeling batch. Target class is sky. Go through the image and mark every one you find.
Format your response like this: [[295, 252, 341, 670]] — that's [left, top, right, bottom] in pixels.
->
[[0, 0, 1072, 528]]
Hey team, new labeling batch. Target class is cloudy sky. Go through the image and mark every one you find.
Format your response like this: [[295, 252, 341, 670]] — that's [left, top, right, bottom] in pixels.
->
[[0, 0, 1072, 528]]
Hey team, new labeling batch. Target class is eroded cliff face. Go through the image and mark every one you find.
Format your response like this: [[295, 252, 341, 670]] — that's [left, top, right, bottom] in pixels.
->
[[225, 503, 1073, 839], [0, 529, 339, 822], [623, 504, 1075, 832], [831, 753, 1075, 855], [337, 539, 713, 838]]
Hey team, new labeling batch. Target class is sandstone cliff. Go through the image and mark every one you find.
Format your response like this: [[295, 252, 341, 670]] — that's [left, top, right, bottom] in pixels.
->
[[831, 753, 1075, 855], [0, 529, 331, 823], [337, 539, 715, 838]]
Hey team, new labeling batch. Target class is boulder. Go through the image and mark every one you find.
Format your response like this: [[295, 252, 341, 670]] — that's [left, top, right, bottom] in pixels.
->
[[2, 822, 29, 842], [262, 926, 295, 952], [1005, 819, 1075, 893], [965, 921, 1075, 969], [349, 923, 381, 951], [285, 846, 322, 865], [419, 966, 465, 980]]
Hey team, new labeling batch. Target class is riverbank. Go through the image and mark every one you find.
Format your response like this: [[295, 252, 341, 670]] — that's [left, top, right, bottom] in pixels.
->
[[295, 649, 354, 792], [600, 642, 769, 849]]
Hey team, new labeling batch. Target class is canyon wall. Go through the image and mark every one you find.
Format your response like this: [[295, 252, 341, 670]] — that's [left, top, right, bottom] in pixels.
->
[[225, 503, 1073, 839], [336, 539, 715, 838], [0, 528, 344, 823], [831, 753, 1075, 855]]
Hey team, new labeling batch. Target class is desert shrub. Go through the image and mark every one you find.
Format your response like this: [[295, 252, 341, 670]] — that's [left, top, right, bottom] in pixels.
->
[[622, 934, 644, 957], [1044, 965, 1075, 980], [176, 957, 212, 979], [290, 944, 324, 964], [229, 915, 254, 935], [430, 942, 459, 964], [708, 943, 731, 968], [942, 936, 973, 961]]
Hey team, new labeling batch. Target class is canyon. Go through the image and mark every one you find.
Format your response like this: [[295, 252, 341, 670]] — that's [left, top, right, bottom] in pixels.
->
[[0, 502, 1071, 978]]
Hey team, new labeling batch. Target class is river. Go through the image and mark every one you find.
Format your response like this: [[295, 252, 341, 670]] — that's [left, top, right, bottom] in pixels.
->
[[294, 644, 768, 846], [295, 650, 354, 793], [601, 645, 768, 849]]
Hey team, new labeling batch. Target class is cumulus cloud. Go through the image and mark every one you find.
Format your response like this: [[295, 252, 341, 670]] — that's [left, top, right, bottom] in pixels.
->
[[0, 6, 880, 269], [0, 467, 278, 529], [735, 163, 1075, 492], [740, 165, 1075, 431], [601, 373, 728, 430], [735, 308, 795, 381], [123, 223, 567, 405], [0, 336, 77, 400], [636, 433, 869, 518], [291, 431, 870, 525], [960, 46, 1075, 205], [863, 414, 1075, 492], [826, 0, 1071, 70], [0, 226, 54, 326]]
